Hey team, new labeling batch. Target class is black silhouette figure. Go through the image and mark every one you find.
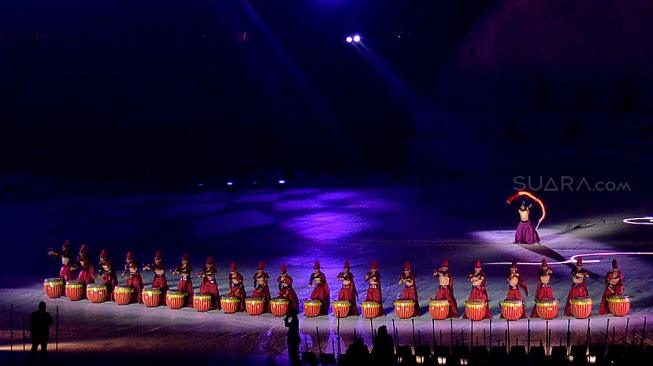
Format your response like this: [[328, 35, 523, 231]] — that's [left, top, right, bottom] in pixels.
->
[[30, 301, 53, 365], [284, 309, 301, 366], [372, 325, 396, 366]]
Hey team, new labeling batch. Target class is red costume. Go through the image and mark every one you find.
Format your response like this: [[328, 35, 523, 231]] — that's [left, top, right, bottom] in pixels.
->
[[126, 261, 144, 303], [174, 253, 194, 306], [564, 257, 590, 316], [98, 249, 118, 300], [433, 259, 458, 317], [252, 261, 271, 312], [48, 240, 73, 282], [122, 250, 135, 279], [504, 261, 527, 319], [309, 261, 330, 315], [336, 261, 359, 316], [143, 251, 169, 293], [599, 259, 624, 315], [198, 256, 220, 310], [398, 261, 420, 315], [466, 259, 491, 319], [364, 260, 382, 304], [277, 264, 299, 312], [227, 262, 247, 312], [530, 258, 554, 318], [75, 244, 95, 285]]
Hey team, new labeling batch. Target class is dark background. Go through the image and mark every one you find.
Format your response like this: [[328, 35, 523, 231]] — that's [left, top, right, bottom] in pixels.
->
[[1, 0, 652, 184]]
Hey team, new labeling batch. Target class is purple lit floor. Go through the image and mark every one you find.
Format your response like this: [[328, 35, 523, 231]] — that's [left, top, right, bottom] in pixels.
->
[[0, 184, 651, 363]]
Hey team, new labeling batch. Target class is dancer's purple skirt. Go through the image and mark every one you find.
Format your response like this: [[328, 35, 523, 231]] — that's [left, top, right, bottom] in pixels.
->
[[514, 220, 540, 244]]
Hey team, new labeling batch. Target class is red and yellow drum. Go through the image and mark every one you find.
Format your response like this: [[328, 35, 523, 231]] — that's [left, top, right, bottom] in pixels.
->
[[142, 288, 162, 307], [193, 293, 212, 312], [44, 278, 64, 299], [303, 299, 322, 317], [536, 299, 559, 320], [500, 300, 524, 321], [114, 286, 134, 305], [362, 301, 382, 319], [246, 298, 265, 316], [394, 300, 416, 319], [332, 300, 351, 318], [86, 284, 108, 303], [429, 299, 451, 320], [607, 295, 630, 317], [570, 297, 593, 319], [464, 300, 487, 321], [65, 280, 85, 301], [221, 296, 240, 314], [270, 298, 289, 317], [166, 290, 186, 309]]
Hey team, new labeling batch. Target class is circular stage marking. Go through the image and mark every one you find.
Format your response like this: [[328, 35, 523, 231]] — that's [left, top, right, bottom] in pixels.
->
[[489, 252, 653, 266], [623, 217, 653, 225]]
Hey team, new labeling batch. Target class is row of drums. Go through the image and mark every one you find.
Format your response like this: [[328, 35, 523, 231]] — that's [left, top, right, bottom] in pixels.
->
[[44, 279, 291, 317]]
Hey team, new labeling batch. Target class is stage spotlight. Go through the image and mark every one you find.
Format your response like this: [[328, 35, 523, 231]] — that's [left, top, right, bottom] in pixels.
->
[[226, 181, 234, 186], [353, 34, 361, 42], [278, 179, 286, 185], [345, 36, 353, 43]]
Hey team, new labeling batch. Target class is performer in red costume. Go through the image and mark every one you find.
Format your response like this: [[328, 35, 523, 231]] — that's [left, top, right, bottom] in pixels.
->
[[599, 259, 624, 315], [74, 244, 95, 285], [466, 259, 491, 319], [126, 260, 144, 303], [121, 251, 135, 279], [143, 250, 169, 293], [278, 264, 299, 312], [48, 240, 73, 282], [398, 261, 420, 315], [530, 258, 554, 318], [97, 249, 118, 300], [252, 261, 271, 312], [564, 257, 590, 316], [172, 253, 194, 306], [309, 261, 330, 315], [227, 262, 247, 312], [364, 260, 382, 304], [433, 259, 458, 317], [336, 261, 359, 316], [504, 261, 528, 318], [198, 256, 220, 310]]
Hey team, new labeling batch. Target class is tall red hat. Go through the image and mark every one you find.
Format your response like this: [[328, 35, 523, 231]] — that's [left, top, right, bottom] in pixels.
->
[[612, 259, 618, 269], [100, 248, 108, 259], [542, 258, 548, 266], [258, 261, 265, 270], [62, 240, 72, 249], [126, 251, 133, 261], [182, 253, 189, 261], [404, 261, 411, 270], [314, 260, 320, 270], [206, 256, 214, 265], [370, 260, 378, 269], [441, 259, 449, 268], [344, 260, 350, 269], [230, 262, 237, 271], [576, 257, 583, 266], [474, 259, 482, 268], [154, 250, 162, 260], [79, 244, 88, 255], [128, 260, 138, 269], [281, 264, 288, 273]]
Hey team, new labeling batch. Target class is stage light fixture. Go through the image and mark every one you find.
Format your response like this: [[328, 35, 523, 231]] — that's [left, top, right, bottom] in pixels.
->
[[353, 34, 361, 42], [226, 181, 234, 186], [345, 36, 353, 43], [278, 179, 286, 185]]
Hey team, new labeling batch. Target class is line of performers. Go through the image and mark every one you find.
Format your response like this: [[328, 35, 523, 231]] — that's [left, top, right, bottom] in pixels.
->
[[48, 241, 626, 318]]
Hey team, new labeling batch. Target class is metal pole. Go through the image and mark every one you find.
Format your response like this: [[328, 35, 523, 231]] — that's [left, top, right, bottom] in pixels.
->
[[432, 319, 436, 349], [605, 318, 610, 345], [545, 320, 549, 354], [316, 326, 324, 356], [392, 319, 397, 351], [370, 318, 374, 340], [527, 319, 531, 352], [450, 318, 454, 351], [489, 318, 492, 349], [624, 318, 630, 346], [566, 319, 571, 350], [483, 327, 487, 348], [506, 320, 510, 350], [470, 319, 474, 349], [586, 319, 591, 350], [412, 319, 416, 348]]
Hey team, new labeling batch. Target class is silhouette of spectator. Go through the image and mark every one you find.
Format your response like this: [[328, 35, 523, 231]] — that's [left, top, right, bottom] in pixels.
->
[[343, 337, 371, 365], [372, 325, 396, 366], [30, 301, 53, 365], [284, 308, 301, 366]]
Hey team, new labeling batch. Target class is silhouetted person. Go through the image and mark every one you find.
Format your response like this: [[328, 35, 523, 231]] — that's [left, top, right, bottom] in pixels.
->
[[344, 337, 370, 365], [372, 325, 395, 366], [30, 301, 52, 365], [284, 309, 301, 366]]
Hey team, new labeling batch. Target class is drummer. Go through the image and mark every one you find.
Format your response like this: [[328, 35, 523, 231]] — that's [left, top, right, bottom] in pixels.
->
[[74, 244, 95, 285], [198, 256, 220, 310], [308, 261, 330, 315], [504, 261, 528, 319], [278, 264, 299, 312], [564, 257, 590, 316], [530, 257, 554, 318], [398, 261, 420, 315], [336, 260, 359, 316], [252, 261, 271, 312], [143, 250, 169, 293], [466, 259, 491, 319], [97, 250, 119, 301], [599, 259, 624, 315], [121, 251, 135, 279], [433, 259, 458, 317], [364, 260, 382, 304], [126, 260, 144, 303], [172, 253, 194, 306], [48, 240, 73, 282], [227, 262, 247, 312]]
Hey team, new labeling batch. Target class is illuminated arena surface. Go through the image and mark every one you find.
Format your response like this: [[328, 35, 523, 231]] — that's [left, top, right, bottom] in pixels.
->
[[0, 185, 651, 364]]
